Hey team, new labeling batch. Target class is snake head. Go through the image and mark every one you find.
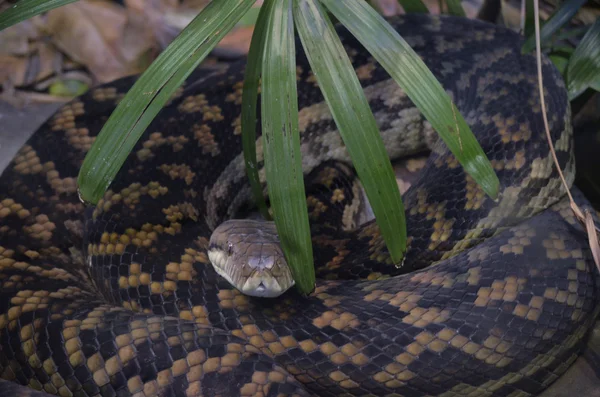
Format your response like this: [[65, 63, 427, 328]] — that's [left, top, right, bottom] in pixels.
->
[[208, 219, 295, 298]]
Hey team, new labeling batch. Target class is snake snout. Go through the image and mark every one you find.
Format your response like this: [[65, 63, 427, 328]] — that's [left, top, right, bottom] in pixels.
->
[[240, 255, 295, 298]]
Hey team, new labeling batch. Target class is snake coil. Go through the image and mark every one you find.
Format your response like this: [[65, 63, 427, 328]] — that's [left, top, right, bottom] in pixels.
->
[[0, 14, 598, 397]]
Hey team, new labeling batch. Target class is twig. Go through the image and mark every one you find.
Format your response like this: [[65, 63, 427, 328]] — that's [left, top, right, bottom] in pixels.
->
[[532, 0, 600, 269]]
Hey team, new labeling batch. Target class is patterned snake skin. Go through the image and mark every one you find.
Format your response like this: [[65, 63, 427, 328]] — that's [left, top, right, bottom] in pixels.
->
[[1, 14, 599, 397]]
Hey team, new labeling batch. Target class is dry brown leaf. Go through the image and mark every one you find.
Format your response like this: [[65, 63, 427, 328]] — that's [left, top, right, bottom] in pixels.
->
[[45, 0, 158, 83], [0, 12, 89, 99], [0, 18, 40, 56], [372, 0, 403, 15], [216, 26, 255, 57], [0, 0, 222, 102], [45, 1, 127, 82], [585, 209, 600, 270], [0, 55, 23, 86], [0, 41, 64, 87], [124, 0, 181, 52]]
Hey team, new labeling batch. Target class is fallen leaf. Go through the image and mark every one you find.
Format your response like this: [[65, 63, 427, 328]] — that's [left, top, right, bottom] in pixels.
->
[[45, 0, 157, 83], [585, 209, 600, 270], [0, 41, 63, 87]]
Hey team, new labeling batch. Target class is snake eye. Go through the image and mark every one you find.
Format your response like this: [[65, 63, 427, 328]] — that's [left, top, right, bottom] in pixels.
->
[[227, 242, 233, 256]]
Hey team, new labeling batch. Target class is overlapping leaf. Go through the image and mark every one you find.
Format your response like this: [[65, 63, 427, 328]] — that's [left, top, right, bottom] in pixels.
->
[[261, 0, 315, 294], [567, 19, 600, 100], [522, 0, 588, 53], [78, 0, 255, 204], [294, 0, 407, 264], [321, 0, 499, 199], [241, 2, 275, 220], [0, 0, 78, 31]]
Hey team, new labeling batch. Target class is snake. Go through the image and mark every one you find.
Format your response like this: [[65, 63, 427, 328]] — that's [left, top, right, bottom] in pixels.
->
[[0, 12, 599, 397]]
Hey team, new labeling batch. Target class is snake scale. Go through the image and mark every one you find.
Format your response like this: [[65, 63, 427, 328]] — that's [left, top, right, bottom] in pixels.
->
[[1, 13, 599, 397]]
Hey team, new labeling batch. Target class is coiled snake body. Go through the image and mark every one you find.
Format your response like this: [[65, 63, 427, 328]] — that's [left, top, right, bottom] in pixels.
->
[[0, 14, 598, 397]]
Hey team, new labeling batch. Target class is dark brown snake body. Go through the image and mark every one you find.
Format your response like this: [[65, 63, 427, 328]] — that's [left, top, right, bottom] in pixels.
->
[[0, 14, 599, 397]]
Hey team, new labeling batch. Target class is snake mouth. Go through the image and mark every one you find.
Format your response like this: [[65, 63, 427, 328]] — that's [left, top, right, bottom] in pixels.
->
[[254, 282, 268, 296], [241, 273, 288, 298]]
